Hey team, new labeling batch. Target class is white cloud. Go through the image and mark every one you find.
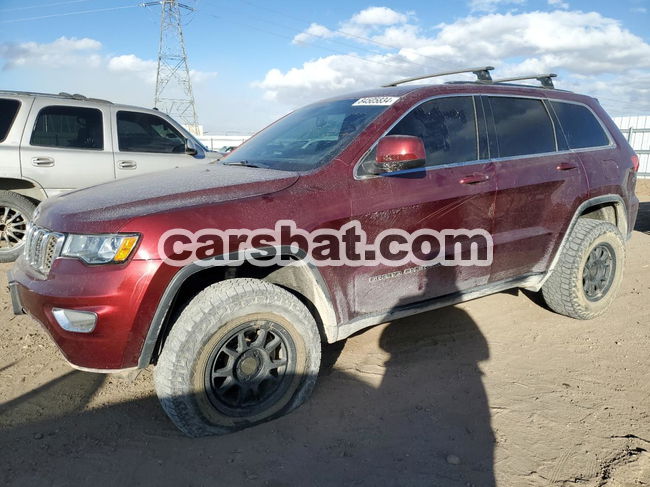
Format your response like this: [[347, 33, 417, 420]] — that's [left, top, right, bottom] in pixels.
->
[[292, 6, 410, 46], [630, 7, 647, 14], [292, 23, 335, 45], [107, 54, 156, 73], [349, 6, 408, 25], [469, 0, 526, 13], [548, 0, 569, 9], [107, 54, 216, 84], [0, 36, 102, 70], [0, 36, 219, 124], [189, 69, 218, 84], [256, 9, 650, 115], [0, 37, 215, 85]]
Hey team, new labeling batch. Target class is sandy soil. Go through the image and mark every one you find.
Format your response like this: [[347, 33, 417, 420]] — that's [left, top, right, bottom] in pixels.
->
[[1, 196, 649, 486]]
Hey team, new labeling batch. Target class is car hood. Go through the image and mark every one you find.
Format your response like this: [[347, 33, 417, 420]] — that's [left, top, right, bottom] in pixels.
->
[[36, 164, 299, 233]]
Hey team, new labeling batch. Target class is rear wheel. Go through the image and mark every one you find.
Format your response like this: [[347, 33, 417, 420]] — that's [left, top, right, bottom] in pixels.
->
[[0, 191, 36, 263], [541, 218, 625, 319], [154, 278, 321, 437]]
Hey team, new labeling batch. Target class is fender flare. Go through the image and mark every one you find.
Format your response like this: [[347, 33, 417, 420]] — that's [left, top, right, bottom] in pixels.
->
[[0, 177, 48, 201], [137, 248, 338, 368], [530, 194, 627, 291]]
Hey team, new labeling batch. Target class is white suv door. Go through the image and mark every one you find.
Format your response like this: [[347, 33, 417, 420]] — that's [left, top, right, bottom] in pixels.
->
[[111, 108, 204, 178], [20, 100, 115, 197]]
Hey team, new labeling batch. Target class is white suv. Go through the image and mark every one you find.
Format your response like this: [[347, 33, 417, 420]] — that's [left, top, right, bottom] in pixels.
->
[[0, 90, 222, 261]]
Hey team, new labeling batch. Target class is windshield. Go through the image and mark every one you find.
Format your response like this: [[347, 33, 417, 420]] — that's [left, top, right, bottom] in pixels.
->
[[222, 98, 391, 171]]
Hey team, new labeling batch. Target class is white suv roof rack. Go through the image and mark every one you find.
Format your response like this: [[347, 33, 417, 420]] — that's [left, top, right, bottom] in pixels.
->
[[0, 90, 113, 104]]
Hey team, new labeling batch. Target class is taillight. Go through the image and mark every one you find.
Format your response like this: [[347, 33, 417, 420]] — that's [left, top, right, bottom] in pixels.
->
[[631, 154, 639, 172]]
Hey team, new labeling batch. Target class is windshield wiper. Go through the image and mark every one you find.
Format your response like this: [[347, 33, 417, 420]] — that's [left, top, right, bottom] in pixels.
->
[[223, 160, 264, 168]]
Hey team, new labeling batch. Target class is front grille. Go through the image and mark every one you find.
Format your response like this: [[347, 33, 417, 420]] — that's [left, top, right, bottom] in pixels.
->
[[24, 225, 65, 276]]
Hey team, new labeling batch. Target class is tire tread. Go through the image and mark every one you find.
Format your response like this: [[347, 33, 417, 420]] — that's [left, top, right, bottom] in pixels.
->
[[154, 278, 321, 437], [542, 218, 625, 320]]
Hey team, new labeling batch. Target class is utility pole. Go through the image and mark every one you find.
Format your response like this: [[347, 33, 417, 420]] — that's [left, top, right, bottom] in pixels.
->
[[142, 0, 200, 134]]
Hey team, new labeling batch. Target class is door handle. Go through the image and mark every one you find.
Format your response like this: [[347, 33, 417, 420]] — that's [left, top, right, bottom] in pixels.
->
[[31, 156, 55, 167], [117, 160, 137, 170], [459, 173, 490, 185], [556, 162, 578, 171]]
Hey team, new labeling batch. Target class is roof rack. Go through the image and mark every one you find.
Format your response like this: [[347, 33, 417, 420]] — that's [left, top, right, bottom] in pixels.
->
[[58, 92, 113, 103], [0, 90, 113, 103], [382, 66, 494, 87], [490, 73, 557, 89]]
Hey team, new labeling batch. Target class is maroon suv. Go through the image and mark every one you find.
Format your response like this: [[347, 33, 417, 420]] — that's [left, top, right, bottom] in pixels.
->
[[8, 68, 639, 436]]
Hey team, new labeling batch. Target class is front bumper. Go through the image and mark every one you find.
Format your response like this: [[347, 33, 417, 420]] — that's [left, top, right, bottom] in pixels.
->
[[8, 255, 165, 371]]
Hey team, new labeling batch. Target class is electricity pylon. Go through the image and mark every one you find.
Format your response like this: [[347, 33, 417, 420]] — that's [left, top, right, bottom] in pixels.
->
[[142, 0, 200, 134]]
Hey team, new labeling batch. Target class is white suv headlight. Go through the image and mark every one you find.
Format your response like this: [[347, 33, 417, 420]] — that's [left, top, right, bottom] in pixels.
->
[[61, 234, 139, 264]]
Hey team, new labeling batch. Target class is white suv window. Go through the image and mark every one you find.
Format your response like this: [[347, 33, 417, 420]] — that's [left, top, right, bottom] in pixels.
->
[[31, 105, 104, 150], [116, 111, 186, 154], [0, 99, 20, 143]]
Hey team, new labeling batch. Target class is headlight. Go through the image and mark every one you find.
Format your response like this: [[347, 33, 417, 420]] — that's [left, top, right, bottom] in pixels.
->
[[61, 234, 140, 264]]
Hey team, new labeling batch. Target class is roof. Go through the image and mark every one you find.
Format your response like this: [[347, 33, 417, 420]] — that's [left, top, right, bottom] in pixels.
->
[[318, 81, 575, 107]]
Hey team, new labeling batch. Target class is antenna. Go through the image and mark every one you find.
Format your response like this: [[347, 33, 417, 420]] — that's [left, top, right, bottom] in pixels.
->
[[142, 0, 200, 134], [382, 66, 494, 87]]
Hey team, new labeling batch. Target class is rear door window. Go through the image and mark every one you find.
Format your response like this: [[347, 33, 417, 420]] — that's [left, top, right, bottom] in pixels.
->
[[550, 101, 610, 149], [0, 99, 21, 143], [489, 97, 556, 158], [30, 105, 104, 149], [388, 96, 478, 167], [116, 111, 186, 153]]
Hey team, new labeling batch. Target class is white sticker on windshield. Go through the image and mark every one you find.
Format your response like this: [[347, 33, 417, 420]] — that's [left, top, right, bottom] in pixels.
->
[[352, 96, 400, 106]]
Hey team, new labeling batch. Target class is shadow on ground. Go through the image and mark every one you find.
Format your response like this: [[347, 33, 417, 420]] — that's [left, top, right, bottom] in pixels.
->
[[634, 201, 650, 234], [0, 306, 494, 487]]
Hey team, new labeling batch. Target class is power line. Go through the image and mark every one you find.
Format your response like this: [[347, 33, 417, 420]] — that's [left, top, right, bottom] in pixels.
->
[[198, 6, 433, 73], [201, 11, 414, 72], [0, 4, 139, 23], [0, 0, 96, 13], [214, 3, 391, 59], [228, 2, 650, 106], [238, 0, 444, 66], [0, 0, 97, 13]]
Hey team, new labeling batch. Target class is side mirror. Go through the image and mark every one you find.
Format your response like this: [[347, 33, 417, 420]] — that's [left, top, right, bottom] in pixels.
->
[[185, 138, 198, 156], [374, 135, 426, 174]]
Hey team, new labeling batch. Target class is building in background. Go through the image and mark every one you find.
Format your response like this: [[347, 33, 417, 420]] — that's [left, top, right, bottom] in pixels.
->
[[196, 134, 250, 152]]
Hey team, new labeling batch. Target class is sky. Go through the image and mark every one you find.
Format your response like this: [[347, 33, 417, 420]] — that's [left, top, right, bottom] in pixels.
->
[[0, 0, 649, 134]]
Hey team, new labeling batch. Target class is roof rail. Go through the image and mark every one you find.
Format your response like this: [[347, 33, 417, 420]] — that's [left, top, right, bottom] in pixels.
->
[[490, 73, 557, 89], [58, 92, 113, 103], [0, 90, 113, 103], [382, 66, 494, 87]]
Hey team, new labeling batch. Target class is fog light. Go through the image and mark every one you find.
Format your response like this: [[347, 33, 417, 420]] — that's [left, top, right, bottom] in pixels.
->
[[52, 308, 97, 333]]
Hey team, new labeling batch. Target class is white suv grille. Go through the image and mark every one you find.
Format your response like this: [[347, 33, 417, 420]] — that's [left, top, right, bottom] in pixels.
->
[[24, 225, 65, 276]]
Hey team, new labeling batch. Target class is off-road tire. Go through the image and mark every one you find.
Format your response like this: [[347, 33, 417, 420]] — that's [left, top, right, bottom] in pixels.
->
[[0, 191, 36, 263], [154, 278, 321, 437], [542, 218, 625, 320]]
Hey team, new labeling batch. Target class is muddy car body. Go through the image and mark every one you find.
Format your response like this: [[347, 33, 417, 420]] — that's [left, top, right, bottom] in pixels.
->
[[9, 69, 639, 435]]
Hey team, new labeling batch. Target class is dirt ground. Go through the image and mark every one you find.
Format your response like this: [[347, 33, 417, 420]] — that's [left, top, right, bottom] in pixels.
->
[[1, 195, 649, 487]]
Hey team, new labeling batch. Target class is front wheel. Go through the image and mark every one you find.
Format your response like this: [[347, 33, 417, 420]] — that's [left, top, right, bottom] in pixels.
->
[[154, 278, 321, 437], [0, 191, 36, 263], [541, 218, 625, 320]]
